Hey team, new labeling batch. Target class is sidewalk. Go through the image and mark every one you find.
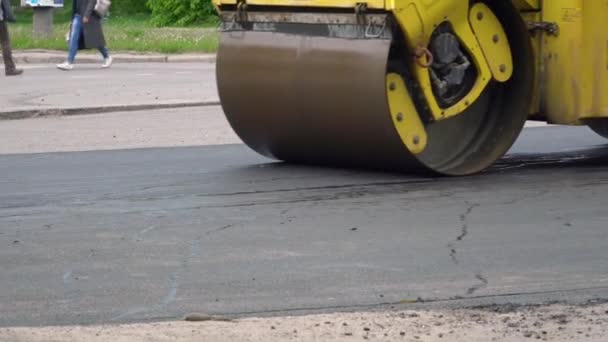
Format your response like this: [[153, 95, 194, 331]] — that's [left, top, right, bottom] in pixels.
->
[[0, 61, 219, 120], [11, 50, 216, 64], [0, 106, 241, 155]]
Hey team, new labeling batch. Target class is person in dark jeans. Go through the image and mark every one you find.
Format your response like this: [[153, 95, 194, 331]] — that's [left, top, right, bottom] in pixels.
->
[[0, 0, 23, 76], [57, 0, 112, 70]]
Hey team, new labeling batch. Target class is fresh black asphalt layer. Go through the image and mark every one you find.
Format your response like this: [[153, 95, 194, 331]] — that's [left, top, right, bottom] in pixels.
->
[[1, 125, 607, 327]]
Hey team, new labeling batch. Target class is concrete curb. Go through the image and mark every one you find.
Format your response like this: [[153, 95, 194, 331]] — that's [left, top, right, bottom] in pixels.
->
[[11, 50, 216, 64], [0, 101, 221, 121]]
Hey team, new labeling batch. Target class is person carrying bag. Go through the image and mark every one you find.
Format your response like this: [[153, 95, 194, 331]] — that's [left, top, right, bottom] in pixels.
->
[[57, 0, 113, 71]]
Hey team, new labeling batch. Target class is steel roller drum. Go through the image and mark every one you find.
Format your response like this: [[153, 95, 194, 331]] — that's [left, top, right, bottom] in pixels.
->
[[216, 3, 533, 175], [217, 29, 426, 172]]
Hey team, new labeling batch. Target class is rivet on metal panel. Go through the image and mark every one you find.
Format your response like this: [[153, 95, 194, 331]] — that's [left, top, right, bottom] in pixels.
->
[[396, 112, 404, 122]]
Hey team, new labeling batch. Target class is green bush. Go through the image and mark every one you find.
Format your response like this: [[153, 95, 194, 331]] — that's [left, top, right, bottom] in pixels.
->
[[113, 0, 150, 15], [146, 0, 216, 26]]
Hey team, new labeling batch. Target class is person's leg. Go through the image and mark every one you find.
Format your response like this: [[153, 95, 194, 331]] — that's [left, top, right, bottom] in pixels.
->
[[67, 15, 83, 64], [0, 21, 20, 75], [99, 46, 112, 68], [98, 47, 109, 59], [58, 15, 82, 70]]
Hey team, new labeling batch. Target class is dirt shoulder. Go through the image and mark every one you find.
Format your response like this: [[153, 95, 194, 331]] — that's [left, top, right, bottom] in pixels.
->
[[2, 303, 607, 342]]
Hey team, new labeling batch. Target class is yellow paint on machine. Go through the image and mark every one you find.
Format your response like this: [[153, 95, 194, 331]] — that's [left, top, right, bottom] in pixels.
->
[[386, 73, 428, 154], [211, 0, 608, 123], [581, 1, 608, 120], [512, 0, 539, 11], [541, 0, 608, 123], [469, 3, 513, 83], [388, 0, 512, 122]]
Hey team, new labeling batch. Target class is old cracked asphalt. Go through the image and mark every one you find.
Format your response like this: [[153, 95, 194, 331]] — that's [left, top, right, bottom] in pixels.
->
[[0, 120, 608, 327]]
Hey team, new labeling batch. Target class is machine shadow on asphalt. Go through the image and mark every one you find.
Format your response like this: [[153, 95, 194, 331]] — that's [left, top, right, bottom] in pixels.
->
[[233, 145, 608, 180]]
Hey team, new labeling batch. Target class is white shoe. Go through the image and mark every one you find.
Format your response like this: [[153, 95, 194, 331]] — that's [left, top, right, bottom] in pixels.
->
[[57, 62, 74, 71], [102, 56, 113, 69]]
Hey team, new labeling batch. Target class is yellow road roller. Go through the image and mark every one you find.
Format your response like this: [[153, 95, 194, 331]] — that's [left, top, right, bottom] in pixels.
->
[[212, 0, 608, 175]]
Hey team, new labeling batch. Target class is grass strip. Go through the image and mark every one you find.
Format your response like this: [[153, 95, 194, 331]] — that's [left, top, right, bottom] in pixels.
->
[[10, 16, 219, 54]]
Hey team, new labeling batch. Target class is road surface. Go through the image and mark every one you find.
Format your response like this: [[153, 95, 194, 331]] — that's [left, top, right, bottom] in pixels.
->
[[1, 121, 607, 327]]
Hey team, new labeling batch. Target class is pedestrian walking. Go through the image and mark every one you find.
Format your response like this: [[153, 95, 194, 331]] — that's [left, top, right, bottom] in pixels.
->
[[0, 0, 23, 76], [57, 0, 113, 71]]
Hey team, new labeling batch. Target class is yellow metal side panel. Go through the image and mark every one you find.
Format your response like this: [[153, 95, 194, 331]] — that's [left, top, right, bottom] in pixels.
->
[[541, 0, 583, 124], [541, 0, 608, 123], [234, 0, 385, 9], [580, 1, 608, 119]]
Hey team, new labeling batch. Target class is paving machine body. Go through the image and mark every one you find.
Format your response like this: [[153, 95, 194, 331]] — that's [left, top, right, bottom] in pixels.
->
[[212, 0, 608, 175]]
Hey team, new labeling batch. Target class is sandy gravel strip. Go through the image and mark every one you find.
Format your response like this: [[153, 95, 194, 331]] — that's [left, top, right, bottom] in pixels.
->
[[1, 303, 607, 342]]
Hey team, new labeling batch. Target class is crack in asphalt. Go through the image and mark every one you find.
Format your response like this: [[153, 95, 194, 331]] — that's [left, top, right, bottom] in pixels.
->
[[446, 203, 489, 296], [448, 246, 459, 265], [205, 224, 234, 235], [456, 204, 478, 241], [447, 203, 479, 265], [466, 274, 489, 295]]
